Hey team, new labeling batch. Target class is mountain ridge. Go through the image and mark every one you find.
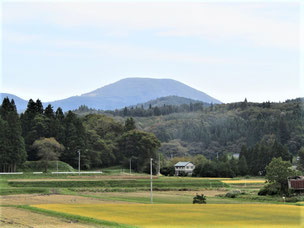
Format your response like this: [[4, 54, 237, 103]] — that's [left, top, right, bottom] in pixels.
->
[[1, 77, 221, 111]]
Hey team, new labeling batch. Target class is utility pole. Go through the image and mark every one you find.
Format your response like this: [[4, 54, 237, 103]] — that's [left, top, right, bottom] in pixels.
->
[[78, 149, 80, 176], [158, 153, 161, 176], [150, 158, 153, 204], [130, 158, 132, 175]]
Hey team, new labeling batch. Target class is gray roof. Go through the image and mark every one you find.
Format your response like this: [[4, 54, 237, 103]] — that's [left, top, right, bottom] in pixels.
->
[[174, 161, 192, 167]]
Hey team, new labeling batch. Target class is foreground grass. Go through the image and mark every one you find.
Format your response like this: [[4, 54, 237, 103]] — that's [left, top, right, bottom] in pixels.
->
[[32, 203, 304, 228]]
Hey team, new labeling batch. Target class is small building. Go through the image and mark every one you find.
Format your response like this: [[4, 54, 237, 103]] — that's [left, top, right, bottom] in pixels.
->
[[288, 176, 304, 190], [174, 162, 195, 176]]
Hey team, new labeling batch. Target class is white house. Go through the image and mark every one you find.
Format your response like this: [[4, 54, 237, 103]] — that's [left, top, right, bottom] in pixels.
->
[[174, 162, 195, 176]]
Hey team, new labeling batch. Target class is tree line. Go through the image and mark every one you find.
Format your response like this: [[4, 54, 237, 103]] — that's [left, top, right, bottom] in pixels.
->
[[73, 102, 207, 117], [0, 98, 160, 172]]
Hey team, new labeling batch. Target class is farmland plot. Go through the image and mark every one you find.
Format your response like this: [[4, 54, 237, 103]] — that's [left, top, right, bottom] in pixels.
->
[[0, 207, 98, 228], [33, 203, 304, 228], [0, 194, 127, 206]]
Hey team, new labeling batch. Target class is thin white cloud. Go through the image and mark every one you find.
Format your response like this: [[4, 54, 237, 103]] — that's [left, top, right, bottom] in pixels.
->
[[3, 32, 238, 65], [3, 2, 300, 50]]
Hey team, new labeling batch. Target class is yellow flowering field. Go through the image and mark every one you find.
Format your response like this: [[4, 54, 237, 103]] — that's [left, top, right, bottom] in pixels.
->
[[222, 179, 265, 184], [32, 203, 303, 227]]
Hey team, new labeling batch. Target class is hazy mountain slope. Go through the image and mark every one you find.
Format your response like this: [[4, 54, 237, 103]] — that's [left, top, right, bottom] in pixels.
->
[[0, 93, 28, 112], [83, 78, 220, 103], [50, 78, 221, 111], [2, 78, 221, 112]]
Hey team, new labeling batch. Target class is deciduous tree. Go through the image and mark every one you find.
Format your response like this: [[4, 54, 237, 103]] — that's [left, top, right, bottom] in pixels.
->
[[32, 137, 64, 172]]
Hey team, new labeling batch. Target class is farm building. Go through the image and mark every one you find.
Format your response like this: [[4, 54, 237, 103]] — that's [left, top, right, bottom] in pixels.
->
[[288, 176, 304, 190], [174, 162, 195, 176]]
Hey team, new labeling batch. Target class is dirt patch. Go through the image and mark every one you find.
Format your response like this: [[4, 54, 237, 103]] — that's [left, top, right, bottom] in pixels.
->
[[0, 194, 125, 206], [0, 207, 98, 228]]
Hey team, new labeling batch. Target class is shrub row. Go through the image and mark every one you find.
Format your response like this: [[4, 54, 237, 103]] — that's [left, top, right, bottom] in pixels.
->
[[9, 179, 228, 188], [0, 188, 49, 195]]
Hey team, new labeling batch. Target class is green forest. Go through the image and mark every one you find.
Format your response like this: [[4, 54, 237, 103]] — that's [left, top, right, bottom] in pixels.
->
[[1, 97, 303, 177]]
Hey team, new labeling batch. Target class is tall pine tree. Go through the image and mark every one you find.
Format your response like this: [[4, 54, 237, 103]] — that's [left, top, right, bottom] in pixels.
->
[[0, 98, 26, 172]]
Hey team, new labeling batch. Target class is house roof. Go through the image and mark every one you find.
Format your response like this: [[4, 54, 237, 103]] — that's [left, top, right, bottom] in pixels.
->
[[174, 162, 192, 167]]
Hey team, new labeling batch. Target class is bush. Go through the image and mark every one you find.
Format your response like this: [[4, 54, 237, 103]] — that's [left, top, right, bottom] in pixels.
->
[[18, 161, 74, 172], [258, 183, 280, 196], [225, 190, 242, 198], [160, 166, 175, 176], [178, 171, 189, 177], [285, 197, 299, 203], [193, 194, 207, 204]]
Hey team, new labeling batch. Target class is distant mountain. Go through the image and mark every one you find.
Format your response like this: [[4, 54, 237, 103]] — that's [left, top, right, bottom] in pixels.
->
[[49, 78, 221, 111], [0, 93, 28, 112], [130, 95, 210, 109], [1, 78, 221, 112]]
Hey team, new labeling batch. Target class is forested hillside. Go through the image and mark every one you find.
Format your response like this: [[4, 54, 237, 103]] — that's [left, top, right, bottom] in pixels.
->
[[133, 99, 304, 161], [1, 96, 303, 177], [73, 97, 304, 176]]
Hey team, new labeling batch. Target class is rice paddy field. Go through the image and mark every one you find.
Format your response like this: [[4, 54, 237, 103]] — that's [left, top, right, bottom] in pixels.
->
[[1, 172, 304, 227], [32, 203, 304, 228]]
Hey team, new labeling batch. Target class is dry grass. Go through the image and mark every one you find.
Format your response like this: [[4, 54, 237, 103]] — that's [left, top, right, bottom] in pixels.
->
[[32, 203, 304, 228], [0, 194, 130, 206], [222, 180, 265, 184], [0, 207, 98, 228]]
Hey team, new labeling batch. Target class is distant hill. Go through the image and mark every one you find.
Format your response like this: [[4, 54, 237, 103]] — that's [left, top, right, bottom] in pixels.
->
[[0, 93, 28, 112], [50, 78, 221, 111], [130, 95, 210, 109], [1, 78, 221, 112], [72, 95, 210, 116]]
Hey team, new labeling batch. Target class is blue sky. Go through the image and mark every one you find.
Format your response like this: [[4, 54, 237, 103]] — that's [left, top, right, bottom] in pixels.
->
[[1, 1, 303, 103]]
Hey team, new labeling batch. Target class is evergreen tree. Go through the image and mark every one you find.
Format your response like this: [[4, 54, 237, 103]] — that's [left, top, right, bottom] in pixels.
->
[[44, 104, 55, 119], [55, 107, 64, 121], [230, 156, 239, 176], [278, 119, 290, 145], [21, 99, 43, 159], [35, 99, 44, 114], [297, 147, 304, 172], [238, 156, 249, 176], [271, 140, 292, 162], [0, 116, 10, 171], [241, 98, 248, 110], [124, 117, 136, 132], [0, 98, 26, 172], [60, 111, 86, 168], [123, 107, 129, 116]]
